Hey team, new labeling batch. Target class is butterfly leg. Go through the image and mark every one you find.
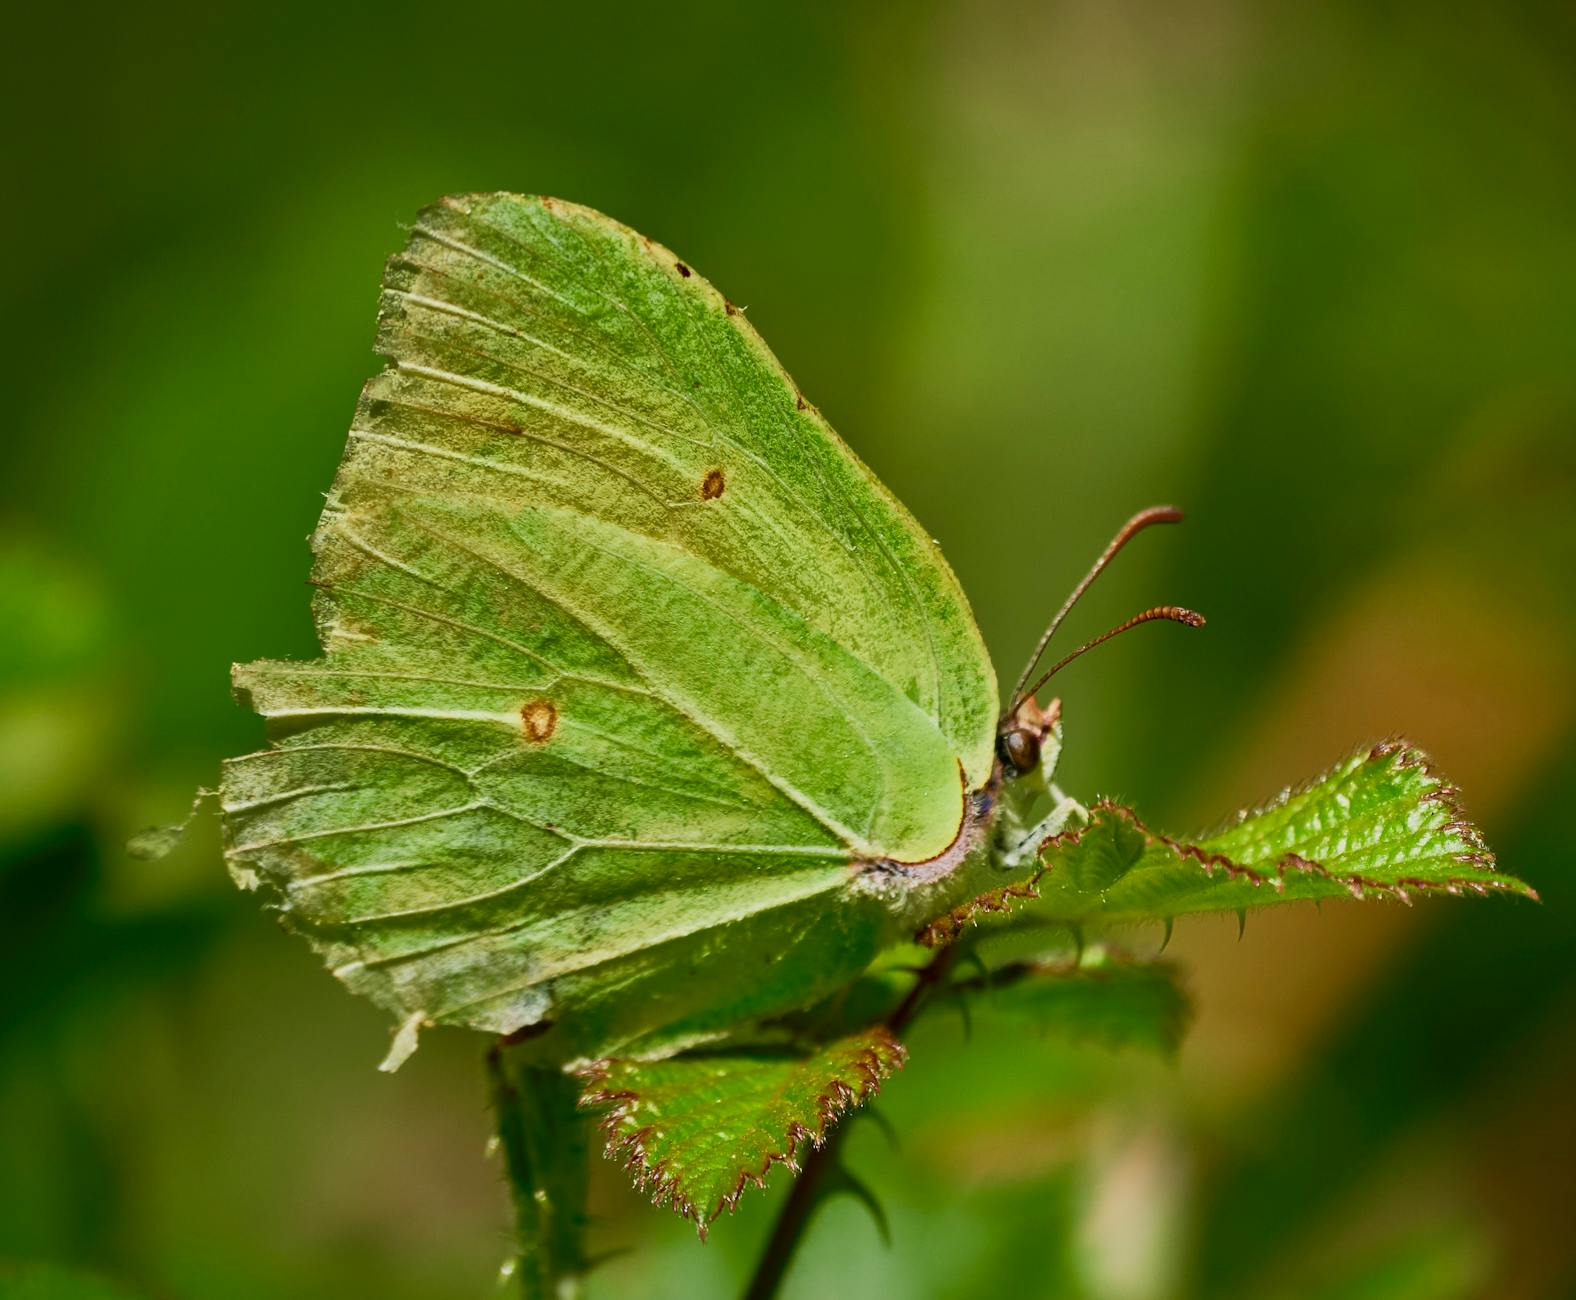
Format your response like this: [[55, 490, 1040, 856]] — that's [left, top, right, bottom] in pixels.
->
[[1001, 787, 1088, 869]]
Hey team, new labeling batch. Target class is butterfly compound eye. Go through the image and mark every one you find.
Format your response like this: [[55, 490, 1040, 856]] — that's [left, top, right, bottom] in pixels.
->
[[999, 727, 1040, 775]]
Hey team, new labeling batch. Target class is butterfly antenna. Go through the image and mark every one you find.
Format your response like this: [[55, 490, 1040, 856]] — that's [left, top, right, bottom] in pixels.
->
[[1017, 606, 1205, 705], [1008, 505, 1186, 709]]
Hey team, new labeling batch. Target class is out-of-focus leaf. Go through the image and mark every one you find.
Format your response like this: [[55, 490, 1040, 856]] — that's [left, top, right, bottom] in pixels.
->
[[958, 959, 1191, 1057], [0, 1261, 144, 1299], [0, 543, 117, 848], [488, 1049, 591, 1300], [1276, 1226, 1490, 1300], [1035, 741, 1532, 924], [578, 1027, 905, 1236]]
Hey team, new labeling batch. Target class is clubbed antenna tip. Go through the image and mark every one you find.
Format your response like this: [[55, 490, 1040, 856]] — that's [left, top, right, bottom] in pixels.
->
[[1017, 605, 1205, 706], [1009, 505, 1200, 711]]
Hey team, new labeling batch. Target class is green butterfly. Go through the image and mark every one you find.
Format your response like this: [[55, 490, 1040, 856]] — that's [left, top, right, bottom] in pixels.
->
[[220, 193, 1196, 1068]]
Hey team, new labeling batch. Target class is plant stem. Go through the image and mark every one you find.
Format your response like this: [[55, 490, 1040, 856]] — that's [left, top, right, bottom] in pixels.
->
[[741, 942, 960, 1300], [488, 1043, 591, 1299], [742, 1120, 850, 1300]]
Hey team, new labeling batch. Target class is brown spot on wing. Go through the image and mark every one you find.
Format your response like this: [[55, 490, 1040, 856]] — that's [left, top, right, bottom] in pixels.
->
[[521, 698, 558, 743], [701, 468, 726, 500], [675, 261, 692, 278]]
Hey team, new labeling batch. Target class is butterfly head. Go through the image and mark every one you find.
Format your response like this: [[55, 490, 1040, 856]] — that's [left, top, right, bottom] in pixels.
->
[[996, 696, 1062, 781]]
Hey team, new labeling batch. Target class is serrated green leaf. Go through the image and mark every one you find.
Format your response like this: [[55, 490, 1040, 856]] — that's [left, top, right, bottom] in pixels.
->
[[487, 1050, 591, 1299], [1035, 741, 1533, 923], [959, 959, 1191, 1057], [578, 1027, 905, 1235]]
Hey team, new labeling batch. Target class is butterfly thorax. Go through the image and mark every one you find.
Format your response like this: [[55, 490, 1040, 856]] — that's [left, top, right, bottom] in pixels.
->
[[852, 698, 1067, 941]]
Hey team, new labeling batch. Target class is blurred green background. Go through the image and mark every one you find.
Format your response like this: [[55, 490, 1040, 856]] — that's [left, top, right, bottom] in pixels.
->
[[3, 1, 1574, 1297]]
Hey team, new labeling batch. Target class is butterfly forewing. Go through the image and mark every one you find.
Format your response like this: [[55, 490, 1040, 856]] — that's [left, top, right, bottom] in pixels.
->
[[222, 194, 997, 1056]]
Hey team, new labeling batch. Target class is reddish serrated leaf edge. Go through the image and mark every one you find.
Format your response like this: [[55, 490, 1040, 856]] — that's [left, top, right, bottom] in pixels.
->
[[1048, 740, 1535, 908], [575, 1028, 907, 1238], [917, 878, 1041, 947]]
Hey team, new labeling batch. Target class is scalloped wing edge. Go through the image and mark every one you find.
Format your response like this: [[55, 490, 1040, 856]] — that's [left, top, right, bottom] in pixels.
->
[[576, 1028, 907, 1238]]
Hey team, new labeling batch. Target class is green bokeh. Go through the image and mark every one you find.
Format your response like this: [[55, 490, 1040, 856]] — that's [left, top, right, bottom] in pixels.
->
[[4, 2, 1572, 1297]]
